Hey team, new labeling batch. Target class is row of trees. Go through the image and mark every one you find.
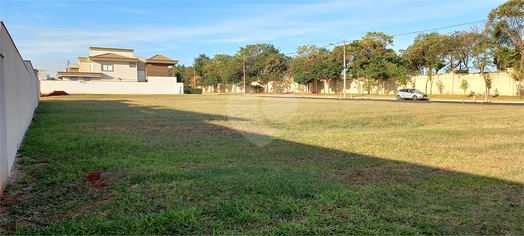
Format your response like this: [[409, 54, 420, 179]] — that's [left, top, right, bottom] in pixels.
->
[[172, 0, 522, 96]]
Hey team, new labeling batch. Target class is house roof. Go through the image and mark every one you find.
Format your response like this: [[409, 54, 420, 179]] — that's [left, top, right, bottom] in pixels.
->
[[88, 53, 138, 63], [89, 47, 134, 52], [146, 54, 179, 64]]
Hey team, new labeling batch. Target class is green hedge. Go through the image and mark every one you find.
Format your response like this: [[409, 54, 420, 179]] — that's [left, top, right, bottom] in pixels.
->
[[251, 85, 265, 93], [184, 88, 203, 94]]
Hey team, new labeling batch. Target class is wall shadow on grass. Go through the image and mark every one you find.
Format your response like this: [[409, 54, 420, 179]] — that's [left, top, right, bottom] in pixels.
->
[[1, 99, 523, 235]]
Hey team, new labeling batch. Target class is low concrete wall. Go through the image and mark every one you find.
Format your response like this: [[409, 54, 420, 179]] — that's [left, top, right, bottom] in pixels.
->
[[40, 76, 183, 94], [0, 22, 40, 196], [411, 71, 520, 96]]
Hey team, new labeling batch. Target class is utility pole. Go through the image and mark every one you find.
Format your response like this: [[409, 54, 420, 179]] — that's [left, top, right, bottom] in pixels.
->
[[330, 41, 347, 98], [243, 57, 246, 95], [193, 64, 196, 88], [343, 39, 347, 98]]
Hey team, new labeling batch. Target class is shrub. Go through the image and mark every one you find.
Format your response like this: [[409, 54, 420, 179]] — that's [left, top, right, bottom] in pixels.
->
[[184, 88, 202, 94], [251, 85, 264, 93], [460, 79, 469, 95], [275, 85, 284, 94], [436, 79, 445, 95], [493, 88, 499, 97]]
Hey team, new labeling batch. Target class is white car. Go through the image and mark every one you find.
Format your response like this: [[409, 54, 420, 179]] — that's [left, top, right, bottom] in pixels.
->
[[396, 89, 428, 100]]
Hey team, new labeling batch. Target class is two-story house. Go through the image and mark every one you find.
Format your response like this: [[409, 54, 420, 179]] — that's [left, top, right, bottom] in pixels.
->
[[57, 47, 178, 82]]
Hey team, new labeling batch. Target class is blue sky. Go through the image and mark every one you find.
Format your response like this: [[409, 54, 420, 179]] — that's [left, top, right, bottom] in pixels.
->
[[0, 0, 507, 77]]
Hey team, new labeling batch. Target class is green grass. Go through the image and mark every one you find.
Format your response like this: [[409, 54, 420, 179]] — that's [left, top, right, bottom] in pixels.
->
[[1, 94, 523, 235]]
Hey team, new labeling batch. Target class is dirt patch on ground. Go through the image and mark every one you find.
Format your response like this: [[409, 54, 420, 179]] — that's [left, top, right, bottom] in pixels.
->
[[33, 163, 50, 169], [6, 156, 26, 186], [40, 90, 69, 97], [1, 164, 118, 233], [1, 223, 16, 232], [2, 193, 25, 202], [81, 171, 108, 189], [1, 157, 34, 233], [73, 191, 114, 217]]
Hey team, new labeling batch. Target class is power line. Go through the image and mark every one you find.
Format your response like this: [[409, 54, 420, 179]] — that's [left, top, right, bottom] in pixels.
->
[[391, 19, 487, 38], [285, 19, 488, 56]]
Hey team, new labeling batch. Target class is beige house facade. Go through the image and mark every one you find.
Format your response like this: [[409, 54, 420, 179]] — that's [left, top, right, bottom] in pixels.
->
[[57, 47, 178, 82]]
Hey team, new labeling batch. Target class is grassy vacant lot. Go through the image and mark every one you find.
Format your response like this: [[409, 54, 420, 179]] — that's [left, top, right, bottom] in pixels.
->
[[1, 94, 523, 235]]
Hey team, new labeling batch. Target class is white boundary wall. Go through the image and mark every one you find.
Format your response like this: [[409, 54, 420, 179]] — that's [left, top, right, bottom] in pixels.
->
[[0, 22, 40, 196], [198, 71, 521, 96], [40, 76, 183, 94]]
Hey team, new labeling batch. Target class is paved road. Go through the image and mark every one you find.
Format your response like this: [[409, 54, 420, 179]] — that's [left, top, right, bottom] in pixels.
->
[[257, 95, 524, 106]]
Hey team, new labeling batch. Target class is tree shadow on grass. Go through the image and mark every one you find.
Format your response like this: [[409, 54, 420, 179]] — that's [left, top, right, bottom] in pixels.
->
[[1, 98, 523, 235]]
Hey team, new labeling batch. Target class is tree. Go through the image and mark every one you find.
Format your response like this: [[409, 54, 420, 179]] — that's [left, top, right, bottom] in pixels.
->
[[402, 32, 446, 95], [460, 79, 469, 95], [388, 57, 410, 89], [489, 0, 524, 96], [493, 45, 520, 70], [236, 43, 280, 86], [202, 57, 222, 92], [261, 53, 288, 93], [181, 66, 195, 86], [309, 53, 342, 95], [223, 57, 243, 93], [203, 73, 221, 91], [210, 54, 232, 92], [293, 72, 312, 96], [469, 24, 494, 101], [296, 44, 319, 58], [346, 32, 397, 94], [194, 54, 210, 77], [488, 0, 524, 72], [444, 31, 476, 72]]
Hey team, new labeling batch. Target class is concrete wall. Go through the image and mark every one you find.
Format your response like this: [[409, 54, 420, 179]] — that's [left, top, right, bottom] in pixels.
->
[[317, 71, 519, 96], [40, 77, 183, 94], [411, 71, 520, 96], [198, 71, 521, 96], [0, 22, 40, 196], [240, 71, 520, 96]]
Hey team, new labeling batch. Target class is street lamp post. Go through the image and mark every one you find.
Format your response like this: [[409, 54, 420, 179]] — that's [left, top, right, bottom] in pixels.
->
[[193, 64, 196, 88], [343, 39, 346, 98], [243, 57, 246, 95], [330, 40, 347, 98]]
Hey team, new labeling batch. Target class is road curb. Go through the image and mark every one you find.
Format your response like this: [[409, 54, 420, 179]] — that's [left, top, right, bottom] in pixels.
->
[[254, 95, 524, 106]]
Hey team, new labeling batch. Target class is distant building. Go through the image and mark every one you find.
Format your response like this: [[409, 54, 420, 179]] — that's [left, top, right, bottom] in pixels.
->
[[36, 69, 49, 80], [57, 47, 178, 82]]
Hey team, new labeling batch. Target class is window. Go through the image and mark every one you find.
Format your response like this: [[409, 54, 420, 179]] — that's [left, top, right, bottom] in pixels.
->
[[84, 77, 91, 81], [70, 77, 78, 81], [102, 64, 114, 71], [129, 63, 136, 68]]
